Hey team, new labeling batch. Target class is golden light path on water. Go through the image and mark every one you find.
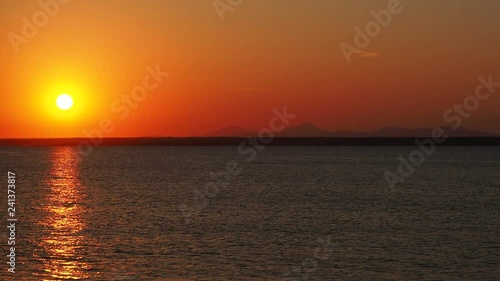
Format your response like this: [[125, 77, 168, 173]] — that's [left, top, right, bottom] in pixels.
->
[[34, 147, 92, 280]]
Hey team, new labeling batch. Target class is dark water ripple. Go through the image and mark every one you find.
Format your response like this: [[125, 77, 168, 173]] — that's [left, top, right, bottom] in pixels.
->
[[0, 146, 499, 280]]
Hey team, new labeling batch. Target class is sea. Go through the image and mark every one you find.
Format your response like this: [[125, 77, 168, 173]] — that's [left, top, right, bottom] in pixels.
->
[[0, 146, 499, 280]]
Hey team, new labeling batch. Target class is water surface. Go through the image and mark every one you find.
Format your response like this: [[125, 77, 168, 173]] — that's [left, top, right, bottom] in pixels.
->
[[0, 146, 499, 280]]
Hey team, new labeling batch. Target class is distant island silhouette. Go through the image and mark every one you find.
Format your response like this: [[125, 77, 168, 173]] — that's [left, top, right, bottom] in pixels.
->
[[1, 137, 499, 147], [1, 123, 499, 147]]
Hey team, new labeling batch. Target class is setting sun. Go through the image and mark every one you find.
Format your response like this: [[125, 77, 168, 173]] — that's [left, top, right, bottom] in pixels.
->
[[56, 94, 74, 111]]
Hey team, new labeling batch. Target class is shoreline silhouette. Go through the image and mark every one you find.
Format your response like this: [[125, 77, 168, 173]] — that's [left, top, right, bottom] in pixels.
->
[[1, 137, 499, 146]]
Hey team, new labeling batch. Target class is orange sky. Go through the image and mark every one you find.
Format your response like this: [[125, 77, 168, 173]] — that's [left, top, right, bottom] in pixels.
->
[[1, 0, 499, 138]]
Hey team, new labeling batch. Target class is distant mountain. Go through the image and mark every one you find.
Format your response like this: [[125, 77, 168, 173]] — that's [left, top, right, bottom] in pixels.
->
[[207, 123, 497, 138], [276, 123, 333, 137]]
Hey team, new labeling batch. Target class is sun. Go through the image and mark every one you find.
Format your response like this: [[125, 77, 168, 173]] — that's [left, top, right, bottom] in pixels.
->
[[56, 94, 74, 111]]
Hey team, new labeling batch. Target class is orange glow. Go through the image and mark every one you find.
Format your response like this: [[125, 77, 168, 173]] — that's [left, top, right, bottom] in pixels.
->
[[1, 1, 500, 137], [34, 147, 93, 280]]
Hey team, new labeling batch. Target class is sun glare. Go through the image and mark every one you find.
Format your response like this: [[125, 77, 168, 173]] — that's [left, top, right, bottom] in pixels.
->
[[56, 94, 74, 111]]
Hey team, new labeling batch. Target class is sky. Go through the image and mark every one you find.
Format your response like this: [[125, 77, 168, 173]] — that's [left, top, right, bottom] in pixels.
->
[[1, 0, 499, 138]]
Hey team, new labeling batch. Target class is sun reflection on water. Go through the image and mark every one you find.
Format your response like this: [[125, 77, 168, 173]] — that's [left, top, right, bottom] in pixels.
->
[[34, 147, 92, 280]]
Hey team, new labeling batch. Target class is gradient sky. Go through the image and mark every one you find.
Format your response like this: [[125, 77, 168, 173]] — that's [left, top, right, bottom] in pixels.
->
[[1, 0, 499, 138]]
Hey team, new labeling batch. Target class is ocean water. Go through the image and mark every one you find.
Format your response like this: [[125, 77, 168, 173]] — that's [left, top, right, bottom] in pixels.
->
[[0, 146, 499, 280]]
